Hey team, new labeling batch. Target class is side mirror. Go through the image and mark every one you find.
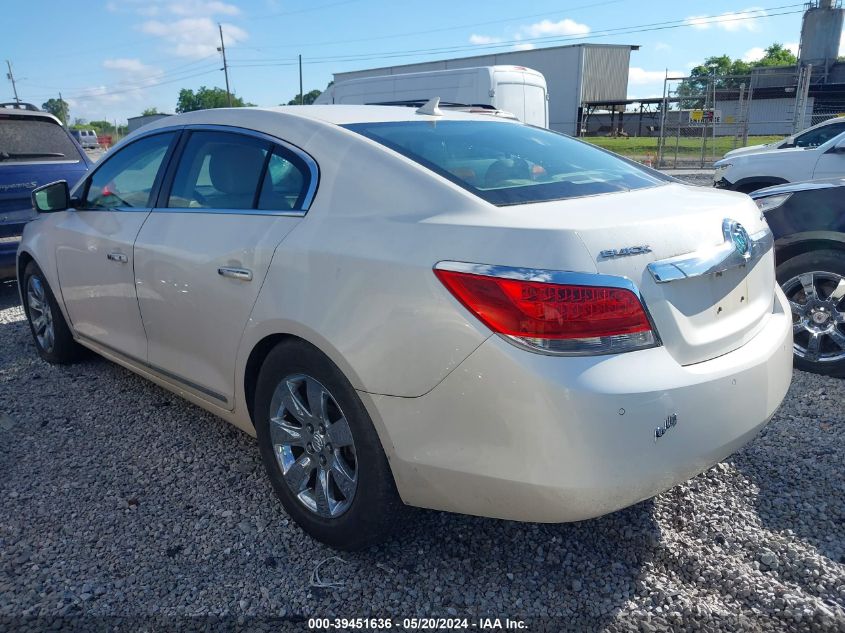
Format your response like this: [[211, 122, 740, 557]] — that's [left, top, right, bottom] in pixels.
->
[[32, 180, 70, 213], [835, 138, 845, 153]]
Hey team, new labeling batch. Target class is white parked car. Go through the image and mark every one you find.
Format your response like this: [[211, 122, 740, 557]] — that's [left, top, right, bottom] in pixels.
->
[[19, 106, 792, 549], [722, 116, 845, 160], [714, 121, 845, 193]]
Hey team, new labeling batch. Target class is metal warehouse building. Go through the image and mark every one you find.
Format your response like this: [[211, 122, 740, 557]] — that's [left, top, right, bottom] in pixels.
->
[[330, 44, 638, 135]]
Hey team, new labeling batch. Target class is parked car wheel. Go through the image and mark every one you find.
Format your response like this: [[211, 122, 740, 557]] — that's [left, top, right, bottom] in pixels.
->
[[777, 249, 845, 377], [23, 261, 83, 364], [254, 339, 404, 550]]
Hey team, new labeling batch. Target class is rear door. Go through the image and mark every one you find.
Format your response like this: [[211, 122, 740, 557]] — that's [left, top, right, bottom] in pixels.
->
[[133, 127, 316, 408], [55, 131, 177, 360]]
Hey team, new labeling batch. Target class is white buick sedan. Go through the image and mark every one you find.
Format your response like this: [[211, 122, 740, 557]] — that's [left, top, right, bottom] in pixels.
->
[[18, 105, 792, 549]]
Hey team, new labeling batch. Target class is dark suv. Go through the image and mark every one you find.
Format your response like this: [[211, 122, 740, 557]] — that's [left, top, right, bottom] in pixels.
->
[[752, 178, 845, 377], [1, 103, 91, 279]]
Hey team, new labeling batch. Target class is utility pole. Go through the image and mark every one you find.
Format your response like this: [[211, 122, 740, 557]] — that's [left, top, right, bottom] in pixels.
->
[[58, 92, 66, 125], [6, 60, 20, 104], [217, 23, 232, 107], [299, 55, 303, 105]]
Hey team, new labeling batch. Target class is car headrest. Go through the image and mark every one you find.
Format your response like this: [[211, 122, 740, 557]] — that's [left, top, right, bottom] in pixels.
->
[[209, 144, 266, 195]]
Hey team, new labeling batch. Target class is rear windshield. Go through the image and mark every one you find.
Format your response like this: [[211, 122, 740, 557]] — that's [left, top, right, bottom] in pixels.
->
[[343, 120, 667, 205], [0, 117, 80, 163]]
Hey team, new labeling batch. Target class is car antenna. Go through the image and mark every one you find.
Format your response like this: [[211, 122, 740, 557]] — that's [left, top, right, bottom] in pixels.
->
[[416, 97, 443, 117]]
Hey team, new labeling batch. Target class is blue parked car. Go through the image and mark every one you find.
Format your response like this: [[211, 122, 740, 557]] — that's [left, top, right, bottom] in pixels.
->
[[1, 103, 92, 279]]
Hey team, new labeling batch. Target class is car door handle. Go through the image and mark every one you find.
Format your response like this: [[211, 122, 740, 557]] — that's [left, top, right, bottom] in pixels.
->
[[217, 266, 253, 282], [107, 252, 128, 263]]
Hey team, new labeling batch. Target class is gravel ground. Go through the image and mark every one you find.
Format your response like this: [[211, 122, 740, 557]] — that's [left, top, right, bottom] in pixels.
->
[[0, 278, 843, 632]]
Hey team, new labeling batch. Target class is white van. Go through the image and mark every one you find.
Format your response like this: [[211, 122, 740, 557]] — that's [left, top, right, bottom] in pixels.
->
[[314, 66, 549, 128]]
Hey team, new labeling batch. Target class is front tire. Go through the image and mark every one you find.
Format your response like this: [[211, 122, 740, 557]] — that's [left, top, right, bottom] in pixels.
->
[[777, 249, 845, 377], [254, 339, 404, 549], [22, 261, 83, 364]]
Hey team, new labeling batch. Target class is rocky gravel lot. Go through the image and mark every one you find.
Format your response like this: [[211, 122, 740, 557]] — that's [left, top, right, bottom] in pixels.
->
[[0, 277, 844, 632]]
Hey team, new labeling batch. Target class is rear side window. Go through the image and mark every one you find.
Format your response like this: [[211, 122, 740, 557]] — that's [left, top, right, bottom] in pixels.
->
[[83, 132, 174, 209], [0, 117, 80, 163], [257, 147, 310, 210], [344, 120, 667, 206], [167, 131, 270, 210]]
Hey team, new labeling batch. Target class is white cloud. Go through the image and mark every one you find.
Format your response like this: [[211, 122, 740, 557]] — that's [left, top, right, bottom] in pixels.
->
[[628, 67, 682, 86], [787, 42, 799, 56], [685, 8, 767, 32], [141, 17, 248, 59], [168, 0, 239, 16], [102, 58, 159, 75], [742, 47, 766, 62], [106, 0, 238, 16], [513, 43, 536, 51], [521, 18, 590, 38], [654, 42, 671, 52], [469, 34, 501, 45]]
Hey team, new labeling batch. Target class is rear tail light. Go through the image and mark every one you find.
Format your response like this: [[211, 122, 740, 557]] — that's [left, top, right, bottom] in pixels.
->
[[435, 264, 658, 356]]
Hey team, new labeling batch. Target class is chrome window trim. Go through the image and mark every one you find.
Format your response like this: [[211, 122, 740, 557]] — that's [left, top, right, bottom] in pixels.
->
[[433, 260, 663, 354], [149, 207, 305, 218], [647, 221, 773, 284]]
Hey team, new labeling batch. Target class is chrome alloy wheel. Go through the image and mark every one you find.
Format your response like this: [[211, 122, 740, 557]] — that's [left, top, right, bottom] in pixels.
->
[[27, 275, 55, 353], [269, 374, 358, 518], [783, 271, 845, 363]]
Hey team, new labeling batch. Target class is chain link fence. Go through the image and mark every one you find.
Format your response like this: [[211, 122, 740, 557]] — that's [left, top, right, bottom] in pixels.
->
[[579, 66, 845, 169]]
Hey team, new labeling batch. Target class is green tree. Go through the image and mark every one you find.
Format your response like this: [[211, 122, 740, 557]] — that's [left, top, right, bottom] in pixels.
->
[[286, 89, 322, 105], [41, 97, 69, 123], [678, 43, 798, 108], [175, 86, 253, 113], [141, 107, 160, 116]]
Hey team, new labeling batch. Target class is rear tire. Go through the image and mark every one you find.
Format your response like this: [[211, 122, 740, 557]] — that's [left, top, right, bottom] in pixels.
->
[[777, 249, 845, 377], [254, 339, 405, 550], [22, 261, 83, 364]]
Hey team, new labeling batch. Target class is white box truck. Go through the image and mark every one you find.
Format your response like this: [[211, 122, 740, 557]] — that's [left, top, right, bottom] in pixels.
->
[[314, 66, 549, 128]]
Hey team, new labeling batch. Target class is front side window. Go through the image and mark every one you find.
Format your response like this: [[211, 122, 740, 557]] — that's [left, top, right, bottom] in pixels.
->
[[793, 122, 845, 148], [167, 131, 270, 210], [344, 120, 667, 206], [83, 132, 175, 209]]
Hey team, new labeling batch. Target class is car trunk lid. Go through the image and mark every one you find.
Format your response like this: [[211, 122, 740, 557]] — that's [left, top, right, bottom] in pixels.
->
[[495, 183, 775, 365]]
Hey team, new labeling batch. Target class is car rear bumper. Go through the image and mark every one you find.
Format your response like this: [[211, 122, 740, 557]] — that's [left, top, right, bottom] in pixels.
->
[[363, 286, 793, 522]]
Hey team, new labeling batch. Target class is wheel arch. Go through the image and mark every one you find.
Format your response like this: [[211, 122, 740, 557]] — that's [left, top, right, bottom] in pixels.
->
[[241, 330, 368, 430], [775, 233, 845, 268]]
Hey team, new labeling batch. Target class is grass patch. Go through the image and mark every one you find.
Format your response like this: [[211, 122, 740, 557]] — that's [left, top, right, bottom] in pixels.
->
[[583, 135, 784, 159]]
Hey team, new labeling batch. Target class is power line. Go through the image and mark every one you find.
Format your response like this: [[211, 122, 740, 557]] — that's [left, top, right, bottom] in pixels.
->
[[23, 67, 220, 103], [227, 5, 803, 69], [235, 0, 625, 52]]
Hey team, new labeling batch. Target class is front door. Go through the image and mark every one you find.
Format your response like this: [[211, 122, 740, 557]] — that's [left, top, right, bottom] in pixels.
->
[[134, 128, 313, 408], [813, 133, 845, 179], [55, 132, 176, 360]]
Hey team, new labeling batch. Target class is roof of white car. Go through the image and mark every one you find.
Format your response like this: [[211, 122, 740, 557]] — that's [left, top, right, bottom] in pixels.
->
[[165, 104, 516, 127]]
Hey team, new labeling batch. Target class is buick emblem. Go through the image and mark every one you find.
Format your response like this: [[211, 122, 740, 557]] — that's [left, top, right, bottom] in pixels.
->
[[725, 220, 751, 258]]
